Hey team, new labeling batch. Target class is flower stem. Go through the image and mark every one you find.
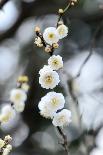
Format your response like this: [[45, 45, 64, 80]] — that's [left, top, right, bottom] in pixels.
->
[[56, 1, 71, 28], [63, 2, 71, 13]]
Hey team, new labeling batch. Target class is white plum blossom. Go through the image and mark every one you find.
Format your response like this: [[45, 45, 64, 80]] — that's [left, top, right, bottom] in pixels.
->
[[6, 144, 12, 150], [38, 95, 55, 118], [34, 37, 43, 47], [57, 24, 68, 39], [52, 109, 72, 127], [0, 105, 15, 123], [39, 65, 53, 75], [48, 55, 63, 70], [46, 92, 65, 111], [14, 102, 25, 112], [0, 139, 5, 149], [38, 92, 65, 119], [3, 148, 10, 155], [4, 135, 12, 142], [39, 68, 60, 89], [43, 27, 59, 45], [2, 145, 12, 155], [10, 88, 27, 104]]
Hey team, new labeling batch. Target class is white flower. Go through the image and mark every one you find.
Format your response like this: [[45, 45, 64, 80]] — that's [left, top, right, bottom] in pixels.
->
[[14, 102, 25, 112], [21, 83, 29, 92], [38, 92, 65, 118], [10, 88, 27, 104], [43, 27, 59, 45], [57, 24, 68, 39], [46, 92, 65, 111], [38, 95, 55, 119], [0, 139, 5, 149], [48, 55, 63, 70], [2, 147, 11, 155], [3, 148, 9, 155], [34, 37, 43, 47], [39, 65, 52, 75], [52, 109, 72, 127], [0, 105, 15, 123], [6, 144, 12, 151], [4, 135, 12, 142], [39, 69, 60, 89]]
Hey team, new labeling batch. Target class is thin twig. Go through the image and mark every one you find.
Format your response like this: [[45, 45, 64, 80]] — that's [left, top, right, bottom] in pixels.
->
[[56, 1, 71, 28], [57, 126, 69, 154], [74, 18, 103, 79], [75, 51, 93, 78]]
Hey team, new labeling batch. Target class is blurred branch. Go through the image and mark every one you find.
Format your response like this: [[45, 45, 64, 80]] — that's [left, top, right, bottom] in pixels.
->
[[75, 18, 103, 79], [76, 51, 93, 78], [0, 0, 10, 9], [90, 20, 103, 49]]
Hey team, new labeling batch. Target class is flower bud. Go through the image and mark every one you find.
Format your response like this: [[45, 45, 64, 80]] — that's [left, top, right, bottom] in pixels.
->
[[58, 9, 64, 14], [35, 26, 40, 32], [58, 21, 64, 26], [53, 43, 59, 49], [4, 135, 12, 142], [45, 45, 51, 53], [18, 76, 29, 83]]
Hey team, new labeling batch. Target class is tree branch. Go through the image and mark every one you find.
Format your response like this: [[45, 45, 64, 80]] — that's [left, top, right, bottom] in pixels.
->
[[57, 126, 69, 154]]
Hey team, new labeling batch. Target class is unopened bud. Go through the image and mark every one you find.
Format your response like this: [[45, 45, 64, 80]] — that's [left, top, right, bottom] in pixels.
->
[[35, 26, 40, 32], [18, 76, 29, 83], [53, 43, 59, 49], [45, 46, 51, 53], [58, 9, 64, 14], [58, 21, 64, 26]]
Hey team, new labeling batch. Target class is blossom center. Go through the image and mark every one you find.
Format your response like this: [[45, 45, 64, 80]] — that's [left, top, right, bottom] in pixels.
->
[[45, 75, 53, 83], [15, 93, 22, 100], [51, 98, 59, 107], [48, 33, 55, 39], [53, 60, 58, 65], [59, 28, 64, 35], [58, 115, 65, 122]]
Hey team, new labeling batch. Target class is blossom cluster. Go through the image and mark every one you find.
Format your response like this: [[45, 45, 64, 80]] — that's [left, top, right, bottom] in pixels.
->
[[0, 135, 12, 155], [34, 22, 68, 53], [39, 55, 62, 89], [0, 76, 29, 124], [38, 55, 72, 127], [34, 7, 72, 127], [38, 91, 72, 127]]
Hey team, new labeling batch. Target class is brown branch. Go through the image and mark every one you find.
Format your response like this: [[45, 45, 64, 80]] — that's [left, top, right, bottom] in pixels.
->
[[36, 31, 46, 47], [57, 126, 69, 154]]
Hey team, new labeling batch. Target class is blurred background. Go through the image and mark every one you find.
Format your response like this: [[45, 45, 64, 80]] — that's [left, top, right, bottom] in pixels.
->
[[0, 0, 103, 155]]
